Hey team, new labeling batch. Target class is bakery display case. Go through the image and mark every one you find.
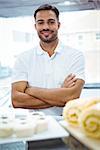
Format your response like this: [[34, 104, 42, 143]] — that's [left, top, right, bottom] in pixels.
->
[[0, 110, 99, 150]]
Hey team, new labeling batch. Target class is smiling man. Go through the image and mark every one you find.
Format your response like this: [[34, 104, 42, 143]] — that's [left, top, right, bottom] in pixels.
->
[[11, 4, 85, 115]]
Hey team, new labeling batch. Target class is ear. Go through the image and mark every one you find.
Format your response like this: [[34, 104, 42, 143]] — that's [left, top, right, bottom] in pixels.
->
[[58, 22, 61, 29], [34, 23, 36, 29]]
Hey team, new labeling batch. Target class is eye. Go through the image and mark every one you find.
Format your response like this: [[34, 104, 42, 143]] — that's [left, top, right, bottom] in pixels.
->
[[36, 21, 44, 25], [38, 22, 43, 25], [49, 20, 55, 24]]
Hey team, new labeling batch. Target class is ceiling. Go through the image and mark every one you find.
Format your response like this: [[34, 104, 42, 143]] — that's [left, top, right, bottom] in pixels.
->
[[0, 0, 100, 18]]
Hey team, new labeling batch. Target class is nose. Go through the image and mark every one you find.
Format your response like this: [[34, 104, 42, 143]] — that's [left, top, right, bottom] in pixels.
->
[[43, 22, 49, 30]]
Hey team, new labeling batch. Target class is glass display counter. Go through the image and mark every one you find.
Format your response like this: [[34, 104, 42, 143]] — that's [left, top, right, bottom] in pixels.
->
[[0, 134, 90, 150]]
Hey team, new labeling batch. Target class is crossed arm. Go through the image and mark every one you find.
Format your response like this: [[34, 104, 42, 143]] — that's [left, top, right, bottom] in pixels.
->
[[11, 74, 85, 109]]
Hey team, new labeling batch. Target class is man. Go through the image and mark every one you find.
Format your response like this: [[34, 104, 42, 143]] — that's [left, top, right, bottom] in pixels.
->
[[11, 4, 85, 115]]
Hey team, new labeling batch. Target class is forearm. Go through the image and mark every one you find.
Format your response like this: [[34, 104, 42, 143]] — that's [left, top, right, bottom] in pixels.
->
[[12, 90, 52, 109], [25, 87, 73, 106], [25, 79, 84, 107]]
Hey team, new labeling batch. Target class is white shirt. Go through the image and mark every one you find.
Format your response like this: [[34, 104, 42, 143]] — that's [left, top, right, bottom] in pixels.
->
[[12, 41, 85, 115]]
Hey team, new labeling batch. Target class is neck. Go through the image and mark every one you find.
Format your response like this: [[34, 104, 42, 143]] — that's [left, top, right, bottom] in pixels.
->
[[40, 39, 59, 57]]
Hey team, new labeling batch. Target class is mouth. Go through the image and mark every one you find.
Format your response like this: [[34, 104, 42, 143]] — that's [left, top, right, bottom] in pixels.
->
[[40, 30, 53, 37]]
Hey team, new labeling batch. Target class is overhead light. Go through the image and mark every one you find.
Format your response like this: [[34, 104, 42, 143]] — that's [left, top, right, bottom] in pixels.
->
[[58, 1, 76, 6]]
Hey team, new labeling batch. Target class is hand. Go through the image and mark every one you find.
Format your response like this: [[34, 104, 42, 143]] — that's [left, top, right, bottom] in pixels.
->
[[62, 74, 77, 88], [25, 87, 31, 95]]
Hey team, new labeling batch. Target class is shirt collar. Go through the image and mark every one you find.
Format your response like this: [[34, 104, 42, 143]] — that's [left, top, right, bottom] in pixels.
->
[[36, 43, 45, 55], [36, 40, 63, 55], [54, 40, 63, 54]]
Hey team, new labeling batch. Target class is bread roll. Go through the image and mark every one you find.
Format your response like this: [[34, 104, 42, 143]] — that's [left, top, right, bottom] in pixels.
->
[[63, 97, 100, 127], [63, 99, 83, 126], [79, 103, 100, 139]]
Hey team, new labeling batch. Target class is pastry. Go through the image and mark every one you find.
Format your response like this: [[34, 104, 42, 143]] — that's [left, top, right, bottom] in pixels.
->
[[63, 97, 100, 127], [79, 103, 100, 139], [35, 116, 48, 133], [0, 115, 13, 138], [14, 116, 36, 138]]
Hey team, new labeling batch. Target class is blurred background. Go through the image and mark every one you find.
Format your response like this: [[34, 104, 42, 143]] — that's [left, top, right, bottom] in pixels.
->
[[0, 0, 100, 106]]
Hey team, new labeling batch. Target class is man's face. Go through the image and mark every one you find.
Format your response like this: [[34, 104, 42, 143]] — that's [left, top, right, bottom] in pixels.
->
[[35, 10, 60, 43]]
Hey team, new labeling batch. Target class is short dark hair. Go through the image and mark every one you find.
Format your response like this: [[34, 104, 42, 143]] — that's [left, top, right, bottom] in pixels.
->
[[34, 4, 59, 20]]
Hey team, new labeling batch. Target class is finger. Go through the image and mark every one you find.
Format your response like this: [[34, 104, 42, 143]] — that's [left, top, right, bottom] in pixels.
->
[[63, 78, 76, 87], [68, 82, 75, 88], [64, 76, 76, 85], [64, 80, 75, 87], [71, 77, 77, 82], [62, 81, 75, 88], [65, 74, 76, 82]]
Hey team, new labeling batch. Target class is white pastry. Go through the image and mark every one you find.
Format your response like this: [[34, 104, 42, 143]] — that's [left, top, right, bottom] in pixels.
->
[[14, 116, 36, 138], [0, 108, 14, 138], [13, 108, 29, 119], [35, 116, 48, 133], [29, 111, 45, 119], [0, 116, 13, 138], [27, 111, 48, 134]]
